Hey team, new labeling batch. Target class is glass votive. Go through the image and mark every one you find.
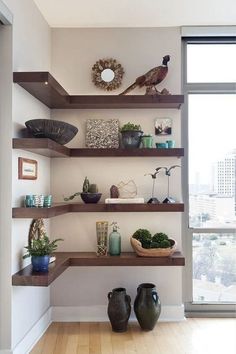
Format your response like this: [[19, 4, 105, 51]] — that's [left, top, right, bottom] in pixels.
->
[[44, 195, 52, 208], [38, 195, 44, 208], [25, 195, 35, 207], [33, 195, 39, 207]]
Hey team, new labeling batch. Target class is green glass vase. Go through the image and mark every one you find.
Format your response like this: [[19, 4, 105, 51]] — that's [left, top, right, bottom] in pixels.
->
[[109, 222, 121, 256]]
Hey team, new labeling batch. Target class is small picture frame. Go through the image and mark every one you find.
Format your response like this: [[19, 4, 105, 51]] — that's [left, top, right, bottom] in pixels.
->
[[18, 157, 38, 180], [155, 118, 172, 135]]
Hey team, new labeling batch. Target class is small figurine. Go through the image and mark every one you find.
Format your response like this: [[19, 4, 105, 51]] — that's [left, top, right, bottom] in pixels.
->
[[161, 165, 181, 203], [145, 167, 164, 204], [110, 185, 119, 198]]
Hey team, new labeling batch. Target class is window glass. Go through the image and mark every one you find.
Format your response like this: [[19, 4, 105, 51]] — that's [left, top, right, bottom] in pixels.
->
[[187, 44, 236, 83], [189, 94, 236, 228], [193, 233, 236, 303]]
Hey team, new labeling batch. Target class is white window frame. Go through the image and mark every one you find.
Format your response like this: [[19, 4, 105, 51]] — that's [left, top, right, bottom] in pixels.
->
[[182, 36, 236, 316]]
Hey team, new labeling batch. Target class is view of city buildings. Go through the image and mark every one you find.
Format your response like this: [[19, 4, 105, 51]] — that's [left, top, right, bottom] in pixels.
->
[[190, 151, 236, 302], [190, 151, 236, 228]]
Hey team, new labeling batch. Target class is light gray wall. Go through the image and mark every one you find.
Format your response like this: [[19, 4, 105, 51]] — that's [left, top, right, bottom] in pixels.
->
[[50, 28, 183, 319]]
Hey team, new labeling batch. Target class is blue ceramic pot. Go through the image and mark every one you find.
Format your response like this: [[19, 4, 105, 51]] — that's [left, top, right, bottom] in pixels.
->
[[31, 255, 50, 272]]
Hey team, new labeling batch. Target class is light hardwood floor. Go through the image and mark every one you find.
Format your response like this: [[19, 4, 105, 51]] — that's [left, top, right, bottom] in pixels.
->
[[30, 319, 236, 354]]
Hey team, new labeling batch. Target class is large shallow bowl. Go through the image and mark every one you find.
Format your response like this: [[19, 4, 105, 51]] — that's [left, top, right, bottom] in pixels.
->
[[25, 119, 78, 145], [80, 192, 102, 204], [130, 237, 176, 257]]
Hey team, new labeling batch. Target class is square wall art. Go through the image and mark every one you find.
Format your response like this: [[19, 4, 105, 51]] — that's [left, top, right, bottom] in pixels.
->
[[155, 118, 172, 135], [85, 119, 119, 148]]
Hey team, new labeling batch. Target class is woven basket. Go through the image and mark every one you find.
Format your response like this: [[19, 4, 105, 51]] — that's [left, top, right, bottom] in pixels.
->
[[130, 237, 177, 257], [25, 119, 78, 145]]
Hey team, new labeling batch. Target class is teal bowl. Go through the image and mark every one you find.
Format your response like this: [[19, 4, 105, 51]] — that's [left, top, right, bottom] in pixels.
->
[[156, 143, 168, 149]]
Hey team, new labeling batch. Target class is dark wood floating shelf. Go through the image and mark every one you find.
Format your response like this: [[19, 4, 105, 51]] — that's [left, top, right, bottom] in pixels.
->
[[13, 72, 184, 109], [13, 138, 70, 157], [12, 203, 184, 218], [13, 138, 184, 158], [12, 252, 185, 286]]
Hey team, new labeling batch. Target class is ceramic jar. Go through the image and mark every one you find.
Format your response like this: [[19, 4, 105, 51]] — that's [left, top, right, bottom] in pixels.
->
[[134, 283, 161, 331], [107, 287, 131, 332], [141, 135, 153, 148]]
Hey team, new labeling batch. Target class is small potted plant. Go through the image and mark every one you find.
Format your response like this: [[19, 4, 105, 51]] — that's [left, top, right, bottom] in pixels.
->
[[23, 234, 63, 272], [64, 177, 102, 204], [120, 122, 143, 148]]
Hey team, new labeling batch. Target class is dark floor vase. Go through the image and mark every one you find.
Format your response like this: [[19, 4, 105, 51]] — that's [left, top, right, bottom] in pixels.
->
[[134, 283, 161, 331], [107, 287, 131, 332]]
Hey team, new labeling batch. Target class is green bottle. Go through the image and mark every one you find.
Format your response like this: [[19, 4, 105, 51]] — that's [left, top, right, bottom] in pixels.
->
[[109, 222, 121, 256]]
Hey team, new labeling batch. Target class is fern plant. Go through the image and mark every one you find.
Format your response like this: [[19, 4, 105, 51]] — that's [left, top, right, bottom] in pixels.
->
[[23, 235, 63, 258]]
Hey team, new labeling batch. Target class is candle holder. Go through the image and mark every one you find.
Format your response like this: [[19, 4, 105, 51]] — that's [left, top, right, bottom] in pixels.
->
[[96, 221, 108, 256]]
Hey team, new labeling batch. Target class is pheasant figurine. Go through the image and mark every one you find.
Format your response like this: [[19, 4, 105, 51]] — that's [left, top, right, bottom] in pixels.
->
[[120, 55, 170, 95]]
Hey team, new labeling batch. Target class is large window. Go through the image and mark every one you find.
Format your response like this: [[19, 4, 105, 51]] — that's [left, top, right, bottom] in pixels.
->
[[184, 39, 236, 308]]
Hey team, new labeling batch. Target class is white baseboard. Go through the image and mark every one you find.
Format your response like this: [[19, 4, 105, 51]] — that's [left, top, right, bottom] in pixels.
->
[[12, 307, 51, 354], [51, 304, 185, 322], [0, 350, 12, 354]]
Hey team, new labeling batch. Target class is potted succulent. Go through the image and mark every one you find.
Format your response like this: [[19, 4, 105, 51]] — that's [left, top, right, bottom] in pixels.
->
[[120, 122, 143, 148], [64, 177, 102, 204], [130, 229, 176, 257], [23, 234, 63, 272]]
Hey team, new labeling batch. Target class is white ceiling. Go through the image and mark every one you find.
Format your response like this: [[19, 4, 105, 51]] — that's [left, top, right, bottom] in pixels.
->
[[33, 0, 236, 28]]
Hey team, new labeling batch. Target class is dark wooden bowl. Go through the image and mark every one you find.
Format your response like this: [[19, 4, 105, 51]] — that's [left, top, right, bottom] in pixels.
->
[[25, 119, 78, 145]]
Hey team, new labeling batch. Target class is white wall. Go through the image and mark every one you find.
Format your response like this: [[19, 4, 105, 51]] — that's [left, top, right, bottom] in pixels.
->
[[50, 28, 184, 320], [0, 15, 13, 352], [1, 0, 51, 352]]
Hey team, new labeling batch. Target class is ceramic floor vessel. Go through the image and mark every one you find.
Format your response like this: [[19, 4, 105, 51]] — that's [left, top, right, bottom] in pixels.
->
[[134, 283, 161, 330], [107, 287, 131, 332]]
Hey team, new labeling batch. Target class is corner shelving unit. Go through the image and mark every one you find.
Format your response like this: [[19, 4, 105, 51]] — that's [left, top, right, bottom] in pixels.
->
[[12, 252, 185, 286], [12, 71, 185, 287], [13, 72, 184, 109], [12, 203, 184, 218], [13, 138, 184, 158]]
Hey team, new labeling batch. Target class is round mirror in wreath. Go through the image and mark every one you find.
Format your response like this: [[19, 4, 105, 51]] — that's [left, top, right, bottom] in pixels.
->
[[91, 58, 124, 91]]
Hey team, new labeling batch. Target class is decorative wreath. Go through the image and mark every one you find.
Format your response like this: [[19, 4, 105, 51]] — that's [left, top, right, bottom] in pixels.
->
[[91, 58, 124, 91]]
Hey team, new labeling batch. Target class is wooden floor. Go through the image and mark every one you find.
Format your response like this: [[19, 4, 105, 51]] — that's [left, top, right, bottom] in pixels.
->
[[30, 319, 236, 354]]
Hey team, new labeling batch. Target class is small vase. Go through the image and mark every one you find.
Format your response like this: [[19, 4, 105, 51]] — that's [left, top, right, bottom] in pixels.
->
[[31, 255, 50, 272], [141, 135, 153, 148], [134, 283, 161, 331], [96, 221, 108, 256], [107, 287, 131, 332], [109, 222, 121, 256]]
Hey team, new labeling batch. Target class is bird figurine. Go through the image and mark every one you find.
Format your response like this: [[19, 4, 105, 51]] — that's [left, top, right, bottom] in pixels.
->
[[119, 55, 170, 95], [160, 165, 180, 203], [145, 167, 164, 204]]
